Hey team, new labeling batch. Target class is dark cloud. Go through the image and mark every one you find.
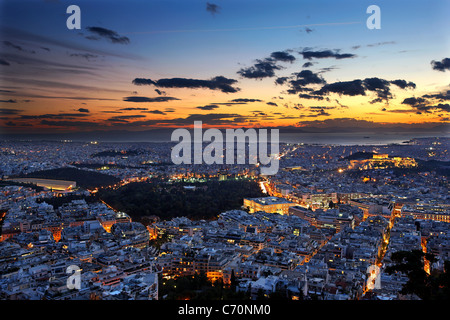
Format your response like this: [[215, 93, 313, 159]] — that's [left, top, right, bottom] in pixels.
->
[[85, 26, 130, 44], [431, 58, 450, 72], [0, 108, 22, 115], [266, 102, 278, 106], [154, 89, 166, 96], [0, 99, 17, 103], [100, 111, 123, 114], [381, 108, 416, 114], [143, 110, 166, 115], [20, 113, 90, 120], [304, 27, 314, 33], [314, 77, 414, 102], [2, 26, 140, 60], [119, 107, 149, 111], [362, 77, 392, 102], [108, 115, 147, 121], [390, 79, 416, 89], [275, 77, 289, 85], [302, 62, 314, 68], [230, 98, 262, 103], [123, 96, 180, 103], [285, 70, 326, 94], [3, 41, 23, 52], [132, 76, 240, 93], [401, 94, 450, 114], [77, 108, 90, 113], [299, 93, 325, 100], [196, 104, 220, 110], [422, 90, 450, 102], [299, 49, 356, 60], [132, 78, 155, 85], [414, 103, 450, 114], [402, 97, 426, 106], [238, 50, 298, 80], [315, 79, 365, 96], [206, 2, 220, 15], [237, 58, 282, 79], [270, 51, 296, 63], [0, 59, 10, 66]]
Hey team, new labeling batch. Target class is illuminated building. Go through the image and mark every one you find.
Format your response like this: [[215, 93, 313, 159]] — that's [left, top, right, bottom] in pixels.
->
[[349, 154, 417, 170], [243, 196, 296, 215], [5, 178, 76, 191], [401, 204, 450, 223]]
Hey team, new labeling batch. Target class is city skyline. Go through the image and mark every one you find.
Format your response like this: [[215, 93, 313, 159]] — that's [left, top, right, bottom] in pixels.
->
[[0, 0, 449, 137]]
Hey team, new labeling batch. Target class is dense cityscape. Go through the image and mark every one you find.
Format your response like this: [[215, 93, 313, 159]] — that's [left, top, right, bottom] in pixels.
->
[[0, 1, 449, 312], [0, 136, 448, 301]]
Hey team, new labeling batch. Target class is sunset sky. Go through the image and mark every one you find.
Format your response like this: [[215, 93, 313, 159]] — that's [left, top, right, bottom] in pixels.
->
[[0, 0, 449, 136]]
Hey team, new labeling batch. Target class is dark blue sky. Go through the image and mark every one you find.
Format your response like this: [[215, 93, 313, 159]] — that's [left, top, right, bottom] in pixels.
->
[[0, 0, 449, 134]]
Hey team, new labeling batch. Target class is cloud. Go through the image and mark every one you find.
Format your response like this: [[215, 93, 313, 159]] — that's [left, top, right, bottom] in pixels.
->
[[266, 102, 278, 106], [390, 79, 416, 89], [431, 58, 450, 72], [132, 76, 240, 93], [422, 90, 450, 102], [237, 58, 282, 79], [298, 93, 325, 100], [352, 41, 396, 50], [143, 110, 166, 115], [0, 108, 22, 115], [237, 50, 298, 80], [285, 70, 326, 94], [0, 99, 17, 103], [206, 2, 220, 15], [299, 49, 356, 60], [2, 26, 140, 60], [85, 26, 130, 44], [77, 108, 90, 113], [119, 107, 149, 111], [367, 41, 396, 47], [108, 115, 147, 121], [313, 77, 415, 102], [70, 53, 99, 61], [2, 40, 36, 54], [401, 94, 450, 114], [230, 98, 262, 103], [19, 113, 91, 120], [414, 103, 450, 114], [100, 110, 123, 114], [402, 97, 426, 106], [270, 51, 296, 63], [275, 77, 289, 85], [123, 96, 180, 103], [196, 104, 220, 110], [154, 89, 166, 96], [315, 79, 365, 96], [302, 62, 314, 68], [0, 58, 10, 66]]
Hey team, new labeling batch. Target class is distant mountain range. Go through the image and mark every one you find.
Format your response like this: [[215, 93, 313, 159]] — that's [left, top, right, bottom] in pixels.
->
[[0, 123, 448, 142]]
